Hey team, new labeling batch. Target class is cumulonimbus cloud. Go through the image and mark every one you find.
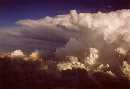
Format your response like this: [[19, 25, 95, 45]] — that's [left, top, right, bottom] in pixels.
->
[[16, 9, 130, 50], [1, 9, 130, 65], [1, 10, 130, 88]]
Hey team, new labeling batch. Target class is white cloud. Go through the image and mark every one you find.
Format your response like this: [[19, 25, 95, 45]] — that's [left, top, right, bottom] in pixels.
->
[[121, 61, 130, 79], [16, 9, 130, 47], [84, 48, 99, 65], [17, 9, 130, 58], [1, 9, 130, 67], [57, 56, 86, 71], [10, 49, 25, 57]]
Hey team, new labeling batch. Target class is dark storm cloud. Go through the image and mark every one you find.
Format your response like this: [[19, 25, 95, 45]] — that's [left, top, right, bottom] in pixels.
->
[[0, 17, 79, 54], [0, 26, 66, 54]]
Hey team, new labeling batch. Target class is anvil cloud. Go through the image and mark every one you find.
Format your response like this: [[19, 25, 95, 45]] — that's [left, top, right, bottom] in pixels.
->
[[1, 9, 130, 89], [1, 9, 130, 60]]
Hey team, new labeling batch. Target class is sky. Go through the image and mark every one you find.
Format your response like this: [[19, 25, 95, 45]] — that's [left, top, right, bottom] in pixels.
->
[[1, 1, 130, 88], [0, 0, 130, 54], [0, 0, 130, 26]]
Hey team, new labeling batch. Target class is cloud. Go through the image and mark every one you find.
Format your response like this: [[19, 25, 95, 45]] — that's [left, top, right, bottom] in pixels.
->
[[1, 9, 130, 89], [1, 9, 130, 66], [16, 9, 130, 54]]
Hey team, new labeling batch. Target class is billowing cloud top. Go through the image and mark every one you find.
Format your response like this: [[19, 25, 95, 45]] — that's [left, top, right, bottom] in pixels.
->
[[16, 9, 130, 47], [1, 9, 130, 62], [17, 9, 130, 43], [1, 9, 130, 89]]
